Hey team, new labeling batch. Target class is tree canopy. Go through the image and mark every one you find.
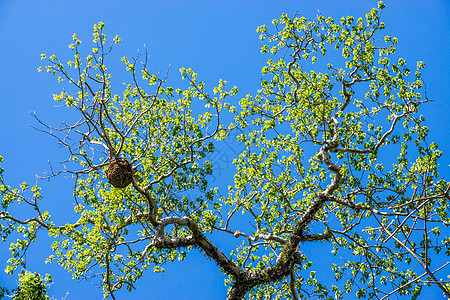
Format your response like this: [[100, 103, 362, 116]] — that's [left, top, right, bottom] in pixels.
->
[[11, 271, 51, 300], [1, 2, 450, 299]]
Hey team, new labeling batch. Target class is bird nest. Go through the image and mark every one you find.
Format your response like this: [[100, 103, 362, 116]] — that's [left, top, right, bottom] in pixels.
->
[[105, 157, 133, 188]]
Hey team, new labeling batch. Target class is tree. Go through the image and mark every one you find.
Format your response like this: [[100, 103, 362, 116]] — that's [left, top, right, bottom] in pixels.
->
[[1, 2, 450, 299], [0, 271, 51, 300], [12, 271, 51, 300]]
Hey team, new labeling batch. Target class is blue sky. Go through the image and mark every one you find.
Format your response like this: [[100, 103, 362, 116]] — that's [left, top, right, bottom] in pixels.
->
[[0, 1, 449, 299]]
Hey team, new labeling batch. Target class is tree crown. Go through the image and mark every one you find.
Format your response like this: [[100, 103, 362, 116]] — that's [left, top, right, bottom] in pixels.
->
[[1, 2, 450, 299]]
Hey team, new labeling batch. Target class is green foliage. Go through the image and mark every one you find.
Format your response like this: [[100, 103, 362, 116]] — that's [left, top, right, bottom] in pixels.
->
[[2, 3, 450, 299], [27, 21, 236, 298], [12, 271, 51, 300], [0, 286, 9, 299]]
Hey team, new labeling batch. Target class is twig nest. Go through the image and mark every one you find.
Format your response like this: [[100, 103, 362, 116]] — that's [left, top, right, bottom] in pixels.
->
[[106, 157, 133, 188]]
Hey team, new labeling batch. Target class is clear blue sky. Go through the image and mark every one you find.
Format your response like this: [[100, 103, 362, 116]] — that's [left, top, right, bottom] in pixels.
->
[[0, 1, 449, 299]]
